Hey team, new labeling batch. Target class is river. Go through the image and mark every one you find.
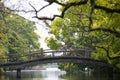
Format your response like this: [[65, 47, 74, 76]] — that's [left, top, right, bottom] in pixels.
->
[[0, 64, 119, 80]]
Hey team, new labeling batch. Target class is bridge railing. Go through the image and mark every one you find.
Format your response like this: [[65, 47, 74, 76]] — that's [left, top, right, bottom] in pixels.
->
[[0, 48, 93, 64]]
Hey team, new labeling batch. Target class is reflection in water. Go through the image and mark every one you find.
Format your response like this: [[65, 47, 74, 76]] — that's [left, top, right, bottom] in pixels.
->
[[61, 72, 119, 80], [0, 68, 66, 80], [41, 68, 62, 80], [0, 67, 119, 80]]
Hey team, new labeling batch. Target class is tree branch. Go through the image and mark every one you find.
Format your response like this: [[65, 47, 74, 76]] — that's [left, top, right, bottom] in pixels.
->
[[43, 20, 51, 28], [29, 3, 38, 17], [36, 0, 120, 21], [0, 5, 35, 13], [94, 5, 120, 13], [34, 15, 61, 21], [90, 27, 120, 37], [35, 0, 88, 21], [88, 0, 95, 29]]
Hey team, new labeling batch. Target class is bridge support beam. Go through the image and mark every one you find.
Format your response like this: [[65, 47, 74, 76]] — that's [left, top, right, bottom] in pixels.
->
[[107, 67, 113, 79], [17, 68, 21, 78]]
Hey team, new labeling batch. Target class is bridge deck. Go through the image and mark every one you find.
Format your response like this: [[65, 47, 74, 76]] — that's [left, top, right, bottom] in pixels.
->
[[0, 49, 113, 69]]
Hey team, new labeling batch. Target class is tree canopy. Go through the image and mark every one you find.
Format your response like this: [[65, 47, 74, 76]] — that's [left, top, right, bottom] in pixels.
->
[[36, 0, 120, 71], [0, 1, 40, 63]]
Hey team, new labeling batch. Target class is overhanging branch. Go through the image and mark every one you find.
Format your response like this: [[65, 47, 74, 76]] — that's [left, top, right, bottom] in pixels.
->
[[90, 27, 120, 37], [35, 0, 88, 21], [95, 5, 120, 13]]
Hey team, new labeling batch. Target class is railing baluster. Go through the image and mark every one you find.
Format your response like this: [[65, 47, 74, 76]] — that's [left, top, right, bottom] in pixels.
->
[[40, 48, 43, 57]]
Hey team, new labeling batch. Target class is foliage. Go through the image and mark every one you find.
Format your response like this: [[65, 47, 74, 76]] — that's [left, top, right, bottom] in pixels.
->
[[44, 0, 120, 72], [45, 37, 61, 50], [58, 63, 85, 73], [0, 1, 40, 63], [6, 15, 40, 54]]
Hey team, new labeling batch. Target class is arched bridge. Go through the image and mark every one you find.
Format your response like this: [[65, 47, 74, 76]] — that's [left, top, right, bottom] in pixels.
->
[[0, 48, 113, 69], [0, 56, 113, 69]]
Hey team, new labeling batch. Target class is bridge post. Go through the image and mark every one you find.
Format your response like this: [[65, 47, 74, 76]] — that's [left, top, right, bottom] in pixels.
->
[[16, 68, 21, 78], [107, 67, 113, 79], [6, 55, 9, 63], [52, 52, 55, 57], [16, 54, 20, 62], [40, 48, 43, 57]]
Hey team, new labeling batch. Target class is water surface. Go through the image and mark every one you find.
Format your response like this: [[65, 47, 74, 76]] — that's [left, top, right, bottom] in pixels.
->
[[0, 67, 119, 80]]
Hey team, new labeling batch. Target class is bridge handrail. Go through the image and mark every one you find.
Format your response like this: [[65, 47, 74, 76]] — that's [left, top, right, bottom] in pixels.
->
[[0, 48, 93, 63]]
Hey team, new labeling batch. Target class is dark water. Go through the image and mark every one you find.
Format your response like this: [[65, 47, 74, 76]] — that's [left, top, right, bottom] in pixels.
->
[[0, 68, 119, 80]]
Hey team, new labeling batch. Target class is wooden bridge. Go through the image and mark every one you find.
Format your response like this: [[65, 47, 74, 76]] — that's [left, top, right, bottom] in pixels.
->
[[0, 48, 113, 78]]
